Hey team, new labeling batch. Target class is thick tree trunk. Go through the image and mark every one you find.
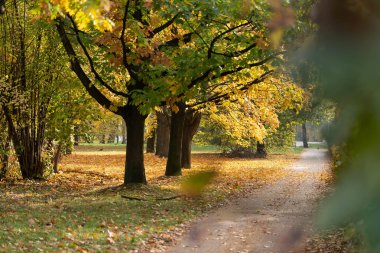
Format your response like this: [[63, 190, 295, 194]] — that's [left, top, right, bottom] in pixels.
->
[[255, 142, 267, 158], [165, 103, 186, 176], [302, 123, 309, 148], [181, 110, 202, 169], [146, 130, 155, 153], [124, 105, 147, 184], [155, 110, 170, 157]]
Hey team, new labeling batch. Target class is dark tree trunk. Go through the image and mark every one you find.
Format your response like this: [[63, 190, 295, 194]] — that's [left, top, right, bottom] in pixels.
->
[[165, 103, 186, 176], [255, 142, 267, 158], [124, 105, 147, 184], [155, 110, 170, 157], [146, 130, 155, 153], [181, 110, 202, 169], [73, 126, 79, 146], [3, 106, 45, 179], [302, 123, 309, 148]]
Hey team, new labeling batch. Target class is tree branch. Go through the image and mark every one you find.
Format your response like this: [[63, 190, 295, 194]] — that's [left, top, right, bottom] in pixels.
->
[[207, 22, 252, 59], [189, 70, 274, 108], [214, 52, 284, 80], [68, 15, 128, 98], [210, 42, 257, 58], [121, 0, 131, 68], [55, 18, 125, 116], [158, 32, 193, 49], [149, 12, 181, 38]]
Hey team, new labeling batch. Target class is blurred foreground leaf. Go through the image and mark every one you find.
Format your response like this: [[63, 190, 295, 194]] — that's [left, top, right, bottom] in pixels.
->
[[181, 171, 217, 197]]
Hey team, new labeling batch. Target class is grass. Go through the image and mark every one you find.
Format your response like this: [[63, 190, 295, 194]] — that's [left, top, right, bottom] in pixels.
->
[[0, 148, 300, 252], [73, 143, 220, 155]]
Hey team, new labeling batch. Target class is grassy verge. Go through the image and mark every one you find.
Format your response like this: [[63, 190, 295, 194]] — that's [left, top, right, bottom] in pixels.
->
[[74, 143, 220, 155], [0, 150, 299, 252]]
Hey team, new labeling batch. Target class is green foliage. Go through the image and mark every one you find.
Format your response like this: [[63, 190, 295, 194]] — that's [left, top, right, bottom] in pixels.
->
[[299, 1, 380, 251], [265, 112, 297, 151], [0, 2, 96, 178]]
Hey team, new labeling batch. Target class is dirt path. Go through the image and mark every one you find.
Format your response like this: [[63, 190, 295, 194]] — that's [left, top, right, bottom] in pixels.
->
[[164, 149, 330, 253]]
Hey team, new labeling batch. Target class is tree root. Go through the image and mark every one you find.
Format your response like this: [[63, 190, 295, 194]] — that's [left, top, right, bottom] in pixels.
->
[[121, 195, 183, 201]]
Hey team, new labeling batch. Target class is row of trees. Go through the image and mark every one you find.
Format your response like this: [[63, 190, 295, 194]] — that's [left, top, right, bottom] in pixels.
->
[[0, 0, 309, 184]]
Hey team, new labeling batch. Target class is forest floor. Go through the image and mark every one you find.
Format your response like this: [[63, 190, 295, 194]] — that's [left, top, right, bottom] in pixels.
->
[[0, 147, 352, 252]]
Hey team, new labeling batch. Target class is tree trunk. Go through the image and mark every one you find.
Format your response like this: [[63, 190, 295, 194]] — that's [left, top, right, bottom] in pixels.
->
[[181, 110, 202, 169], [100, 134, 106, 144], [73, 125, 79, 146], [121, 120, 127, 144], [53, 143, 62, 173], [155, 109, 170, 157], [165, 103, 186, 176], [302, 123, 309, 148], [0, 136, 10, 179], [108, 133, 115, 144], [255, 142, 267, 158], [146, 130, 155, 153], [124, 105, 147, 184]]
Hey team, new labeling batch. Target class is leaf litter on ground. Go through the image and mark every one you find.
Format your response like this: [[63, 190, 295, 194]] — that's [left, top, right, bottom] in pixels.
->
[[0, 148, 299, 252]]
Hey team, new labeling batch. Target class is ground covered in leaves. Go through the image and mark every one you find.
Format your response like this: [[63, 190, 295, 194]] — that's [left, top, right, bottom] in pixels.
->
[[0, 146, 297, 252]]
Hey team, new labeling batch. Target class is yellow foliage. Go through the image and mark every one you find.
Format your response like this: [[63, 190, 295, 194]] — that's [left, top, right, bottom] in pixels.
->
[[46, 0, 114, 31]]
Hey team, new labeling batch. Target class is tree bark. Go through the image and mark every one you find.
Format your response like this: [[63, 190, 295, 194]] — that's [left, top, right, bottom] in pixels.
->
[[165, 103, 186, 176], [255, 142, 267, 158], [181, 110, 202, 169], [155, 109, 170, 157], [302, 123, 309, 148], [146, 130, 155, 153], [124, 105, 147, 184]]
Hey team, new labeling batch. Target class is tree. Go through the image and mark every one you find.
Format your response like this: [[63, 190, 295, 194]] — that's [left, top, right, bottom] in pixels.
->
[[0, 1, 84, 179], [0, 111, 9, 178], [181, 109, 202, 168], [194, 74, 303, 157], [155, 109, 170, 157], [50, 0, 283, 181], [145, 112, 157, 153]]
